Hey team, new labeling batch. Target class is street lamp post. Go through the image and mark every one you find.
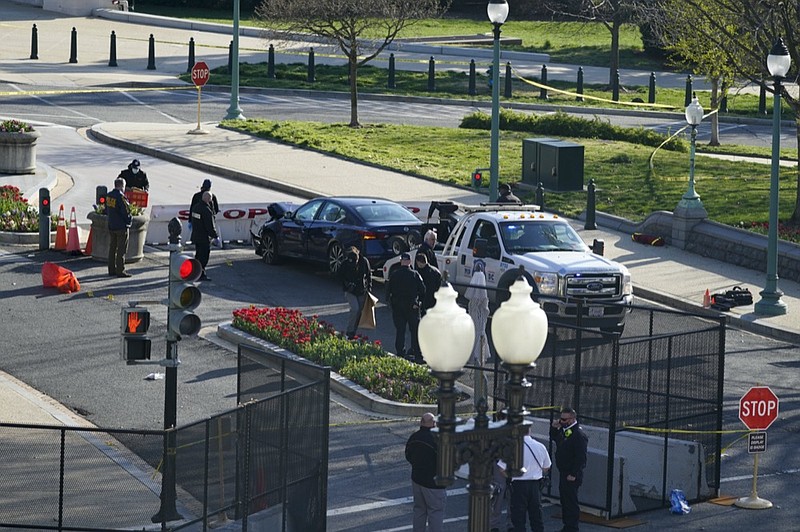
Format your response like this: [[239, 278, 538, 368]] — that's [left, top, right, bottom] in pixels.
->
[[224, 0, 245, 120], [418, 276, 548, 532], [755, 37, 791, 315], [488, 0, 509, 202], [679, 94, 705, 210]]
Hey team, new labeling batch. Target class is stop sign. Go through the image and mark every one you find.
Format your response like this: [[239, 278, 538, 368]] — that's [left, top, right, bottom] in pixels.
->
[[191, 61, 210, 87], [739, 386, 779, 430]]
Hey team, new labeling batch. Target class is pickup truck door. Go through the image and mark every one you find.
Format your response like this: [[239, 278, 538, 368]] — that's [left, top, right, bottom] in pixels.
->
[[458, 220, 502, 287]]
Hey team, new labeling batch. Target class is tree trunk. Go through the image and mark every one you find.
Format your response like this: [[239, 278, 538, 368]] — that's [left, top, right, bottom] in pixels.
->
[[349, 54, 360, 128], [609, 18, 620, 88], [709, 78, 720, 146], [792, 115, 800, 223]]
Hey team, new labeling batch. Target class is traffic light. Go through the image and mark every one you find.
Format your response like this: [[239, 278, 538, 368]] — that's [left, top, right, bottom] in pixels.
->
[[39, 187, 51, 251], [95, 186, 107, 209], [472, 170, 483, 189], [121, 307, 151, 363], [168, 252, 202, 341]]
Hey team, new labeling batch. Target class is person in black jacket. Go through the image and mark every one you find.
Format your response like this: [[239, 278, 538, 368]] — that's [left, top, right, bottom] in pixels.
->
[[497, 183, 522, 204], [405, 413, 446, 532], [550, 407, 589, 532], [339, 246, 372, 339], [416, 230, 438, 270], [118, 159, 149, 191], [415, 253, 441, 315], [190, 191, 218, 281], [386, 253, 426, 363], [106, 177, 133, 278], [190, 179, 220, 215]]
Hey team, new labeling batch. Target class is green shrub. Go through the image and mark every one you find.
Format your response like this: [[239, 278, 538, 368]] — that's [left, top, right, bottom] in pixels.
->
[[340, 355, 438, 404]]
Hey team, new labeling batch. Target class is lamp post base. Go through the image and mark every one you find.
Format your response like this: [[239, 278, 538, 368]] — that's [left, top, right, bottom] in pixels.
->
[[754, 289, 787, 316]]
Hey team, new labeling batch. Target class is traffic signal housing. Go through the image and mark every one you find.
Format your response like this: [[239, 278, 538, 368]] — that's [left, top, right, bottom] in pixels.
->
[[168, 252, 202, 340], [121, 307, 151, 363], [39, 187, 51, 251], [472, 169, 483, 189], [95, 186, 107, 209]]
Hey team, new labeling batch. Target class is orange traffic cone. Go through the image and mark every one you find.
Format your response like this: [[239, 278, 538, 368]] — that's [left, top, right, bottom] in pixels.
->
[[54, 204, 67, 250], [66, 207, 81, 255], [84, 225, 93, 256], [703, 289, 711, 308]]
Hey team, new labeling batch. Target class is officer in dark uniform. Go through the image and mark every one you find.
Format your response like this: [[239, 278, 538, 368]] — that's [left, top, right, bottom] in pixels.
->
[[118, 159, 149, 191], [106, 177, 132, 278], [497, 183, 522, 204], [190, 191, 218, 281], [415, 253, 441, 315], [550, 407, 589, 532], [386, 253, 426, 363]]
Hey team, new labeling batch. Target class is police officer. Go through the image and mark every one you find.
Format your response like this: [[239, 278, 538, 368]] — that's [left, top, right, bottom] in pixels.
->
[[386, 253, 426, 363], [550, 407, 589, 532], [497, 183, 522, 204], [415, 253, 441, 315], [118, 159, 149, 191], [190, 191, 218, 281], [106, 177, 132, 278], [190, 178, 219, 215]]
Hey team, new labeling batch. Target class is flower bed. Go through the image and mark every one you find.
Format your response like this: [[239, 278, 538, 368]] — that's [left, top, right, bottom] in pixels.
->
[[0, 119, 34, 133], [0, 185, 54, 232], [232, 306, 438, 404]]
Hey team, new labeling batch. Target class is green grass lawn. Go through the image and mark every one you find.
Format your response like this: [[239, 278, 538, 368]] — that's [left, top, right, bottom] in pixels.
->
[[222, 118, 796, 234]]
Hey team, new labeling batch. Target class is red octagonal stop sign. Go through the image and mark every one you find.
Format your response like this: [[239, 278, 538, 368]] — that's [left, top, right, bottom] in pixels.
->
[[191, 61, 210, 87], [739, 386, 779, 430]]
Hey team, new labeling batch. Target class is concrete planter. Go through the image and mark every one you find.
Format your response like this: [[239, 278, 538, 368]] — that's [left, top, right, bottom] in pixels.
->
[[0, 130, 40, 174], [87, 211, 148, 263]]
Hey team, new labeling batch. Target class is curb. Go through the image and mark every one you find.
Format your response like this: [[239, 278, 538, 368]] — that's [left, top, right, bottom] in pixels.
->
[[216, 322, 474, 418]]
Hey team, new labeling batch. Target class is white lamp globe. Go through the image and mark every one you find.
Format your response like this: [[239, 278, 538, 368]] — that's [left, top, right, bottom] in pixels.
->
[[685, 95, 704, 126], [487, 0, 509, 25], [418, 283, 476, 372], [767, 37, 791, 79], [491, 278, 548, 365]]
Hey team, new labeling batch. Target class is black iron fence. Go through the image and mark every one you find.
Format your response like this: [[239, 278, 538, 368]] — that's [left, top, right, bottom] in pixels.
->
[[466, 299, 725, 518], [0, 345, 330, 531]]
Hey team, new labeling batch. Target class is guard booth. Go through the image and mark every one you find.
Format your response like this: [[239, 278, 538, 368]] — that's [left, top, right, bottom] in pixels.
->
[[522, 138, 584, 191]]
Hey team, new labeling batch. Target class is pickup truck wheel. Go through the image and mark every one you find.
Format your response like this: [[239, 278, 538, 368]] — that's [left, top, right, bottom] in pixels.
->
[[328, 242, 344, 275], [497, 270, 537, 304], [261, 232, 280, 265]]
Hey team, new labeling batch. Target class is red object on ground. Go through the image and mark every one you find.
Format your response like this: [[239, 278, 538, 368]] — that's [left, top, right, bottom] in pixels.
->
[[42, 261, 81, 294]]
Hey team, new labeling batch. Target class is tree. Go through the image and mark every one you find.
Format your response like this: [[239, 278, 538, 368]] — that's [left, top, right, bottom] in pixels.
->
[[661, 0, 800, 223], [255, 0, 446, 127]]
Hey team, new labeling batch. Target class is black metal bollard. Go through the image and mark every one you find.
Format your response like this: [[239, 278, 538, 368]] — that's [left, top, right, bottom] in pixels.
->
[[30, 24, 38, 60], [584, 179, 597, 230], [267, 44, 275, 79], [758, 83, 767, 114], [612, 69, 620, 101], [227, 41, 233, 74], [648, 72, 656, 104], [187, 37, 195, 73], [535, 182, 545, 210], [576, 67, 584, 102], [147, 34, 156, 70], [427, 56, 435, 91], [388, 53, 396, 89], [308, 48, 315, 82], [468, 59, 476, 96], [504, 62, 512, 98], [539, 65, 548, 99], [720, 95, 728, 113], [69, 27, 77, 64], [108, 31, 118, 67], [684, 75, 693, 106]]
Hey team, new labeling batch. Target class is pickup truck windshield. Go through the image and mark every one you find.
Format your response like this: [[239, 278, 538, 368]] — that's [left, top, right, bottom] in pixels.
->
[[499, 221, 586, 253]]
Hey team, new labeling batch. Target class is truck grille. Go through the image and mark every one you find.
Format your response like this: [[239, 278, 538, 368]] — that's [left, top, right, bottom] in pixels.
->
[[565, 273, 621, 299]]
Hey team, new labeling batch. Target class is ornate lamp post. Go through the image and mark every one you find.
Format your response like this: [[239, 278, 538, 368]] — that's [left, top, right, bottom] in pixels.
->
[[487, 0, 509, 202], [678, 94, 706, 212], [418, 278, 548, 532], [224, 0, 245, 120], [755, 38, 791, 316]]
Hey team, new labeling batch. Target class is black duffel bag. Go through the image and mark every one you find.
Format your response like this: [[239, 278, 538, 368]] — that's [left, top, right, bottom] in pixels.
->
[[725, 286, 753, 306]]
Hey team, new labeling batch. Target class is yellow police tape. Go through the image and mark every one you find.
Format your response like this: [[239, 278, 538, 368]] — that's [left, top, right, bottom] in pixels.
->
[[648, 107, 719, 170], [623, 423, 749, 435]]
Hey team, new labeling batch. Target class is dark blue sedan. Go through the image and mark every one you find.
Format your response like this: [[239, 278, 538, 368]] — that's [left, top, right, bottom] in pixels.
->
[[251, 197, 424, 274]]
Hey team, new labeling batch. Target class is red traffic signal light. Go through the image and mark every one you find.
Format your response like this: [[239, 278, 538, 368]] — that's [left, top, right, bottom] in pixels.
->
[[121, 307, 151, 363], [168, 253, 202, 340], [472, 171, 483, 189]]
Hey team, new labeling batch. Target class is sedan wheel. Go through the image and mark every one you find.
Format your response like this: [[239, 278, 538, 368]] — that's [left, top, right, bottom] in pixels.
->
[[262, 232, 279, 265], [328, 242, 344, 275]]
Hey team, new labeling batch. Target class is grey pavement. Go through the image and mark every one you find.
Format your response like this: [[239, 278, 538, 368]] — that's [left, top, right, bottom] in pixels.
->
[[2, 1, 800, 530]]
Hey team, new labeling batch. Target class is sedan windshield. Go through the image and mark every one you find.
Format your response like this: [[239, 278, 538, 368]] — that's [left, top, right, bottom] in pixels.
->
[[353, 203, 420, 223], [500, 221, 586, 252]]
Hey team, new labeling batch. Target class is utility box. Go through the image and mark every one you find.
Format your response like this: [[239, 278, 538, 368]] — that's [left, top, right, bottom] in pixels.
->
[[522, 137, 557, 185], [522, 138, 584, 191]]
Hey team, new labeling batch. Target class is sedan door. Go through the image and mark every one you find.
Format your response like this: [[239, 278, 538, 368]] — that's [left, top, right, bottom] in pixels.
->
[[281, 199, 323, 257], [305, 201, 349, 260]]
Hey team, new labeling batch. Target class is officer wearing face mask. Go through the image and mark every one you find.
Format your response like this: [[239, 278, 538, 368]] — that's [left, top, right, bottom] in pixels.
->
[[118, 159, 149, 192]]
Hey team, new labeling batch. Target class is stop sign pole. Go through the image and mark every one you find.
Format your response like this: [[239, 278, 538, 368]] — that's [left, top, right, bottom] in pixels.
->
[[735, 386, 778, 510], [188, 61, 210, 135]]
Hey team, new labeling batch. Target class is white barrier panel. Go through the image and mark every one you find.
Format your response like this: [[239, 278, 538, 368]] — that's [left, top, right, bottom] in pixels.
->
[[147, 204, 271, 245]]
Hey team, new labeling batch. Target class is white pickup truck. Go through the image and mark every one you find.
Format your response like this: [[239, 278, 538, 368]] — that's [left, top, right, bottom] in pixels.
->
[[383, 204, 633, 332]]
